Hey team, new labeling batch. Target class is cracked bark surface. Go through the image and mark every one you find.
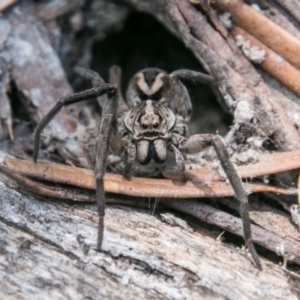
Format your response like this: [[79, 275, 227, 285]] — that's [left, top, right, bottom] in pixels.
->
[[1, 171, 300, 300]]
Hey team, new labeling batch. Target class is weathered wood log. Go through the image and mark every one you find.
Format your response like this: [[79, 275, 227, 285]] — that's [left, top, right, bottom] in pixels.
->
[[1, 150, 300, 262], [1, 170, 300, 299]]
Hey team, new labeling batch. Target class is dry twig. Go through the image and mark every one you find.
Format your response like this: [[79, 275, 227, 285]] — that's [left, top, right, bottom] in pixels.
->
[[0, 0, 17, 12], [216, 0, 300, 70], [3, 155, 298, 199], [230, 26, 300, 97], [273, 0, 300, 23], [165, 199, 300, 266]]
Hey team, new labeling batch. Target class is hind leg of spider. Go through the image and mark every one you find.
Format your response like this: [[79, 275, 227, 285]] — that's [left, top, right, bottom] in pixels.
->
[[180, 133, 262, 270]]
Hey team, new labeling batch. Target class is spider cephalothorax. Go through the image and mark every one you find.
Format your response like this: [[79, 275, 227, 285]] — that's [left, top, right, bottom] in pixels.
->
[[33, 66, 262, 269], [123, 100, 176, 164]]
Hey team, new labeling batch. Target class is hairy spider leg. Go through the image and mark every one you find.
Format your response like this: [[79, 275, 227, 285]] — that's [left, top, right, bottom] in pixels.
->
[[180, 133, 261, 269], [169, 69, 261, 269], [33, 84, 116, 162], [164, 69, 215, 177], [95, 89, 118, 250], [74, 66, 124, 250], [33, 81, 118, 251]]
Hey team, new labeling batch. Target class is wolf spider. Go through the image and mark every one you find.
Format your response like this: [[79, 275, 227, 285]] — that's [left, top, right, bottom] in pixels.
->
[[33, 66, 261, 269]]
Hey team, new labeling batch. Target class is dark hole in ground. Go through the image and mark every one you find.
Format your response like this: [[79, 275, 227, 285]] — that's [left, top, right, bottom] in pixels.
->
[[92, 12, 232, 136]]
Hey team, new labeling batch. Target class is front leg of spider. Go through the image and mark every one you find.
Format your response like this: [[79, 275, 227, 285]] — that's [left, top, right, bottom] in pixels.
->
[[169, 69, 215, 120], [94, 89, 119, 250], [33, 84, 116, 162], [181, 134, 262, 269], [167, 69, 261, 269], [32, 82, 118, 251]]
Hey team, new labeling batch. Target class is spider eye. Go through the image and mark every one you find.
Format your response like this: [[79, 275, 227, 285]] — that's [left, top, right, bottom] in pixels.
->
[[142, 123, 148, 129], [153, 122, 159, 129]]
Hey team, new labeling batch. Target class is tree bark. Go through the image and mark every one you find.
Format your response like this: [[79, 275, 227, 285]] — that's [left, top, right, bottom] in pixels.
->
[[1, 170, 300, 299]]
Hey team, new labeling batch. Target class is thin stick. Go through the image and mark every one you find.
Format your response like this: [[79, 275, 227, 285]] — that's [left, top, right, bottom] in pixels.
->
[[0, 165, 94, 202], [0, 0, 17, 12], [3, 155, 298, 199], [230, 26, 300, 97], [273, 0, 300, 23], [164, 199, 300, 266], [216, 0, 300, 69]]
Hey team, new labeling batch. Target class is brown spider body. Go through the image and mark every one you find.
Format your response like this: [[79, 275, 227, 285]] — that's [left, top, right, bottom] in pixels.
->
[[33, 66, 262, 269]]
